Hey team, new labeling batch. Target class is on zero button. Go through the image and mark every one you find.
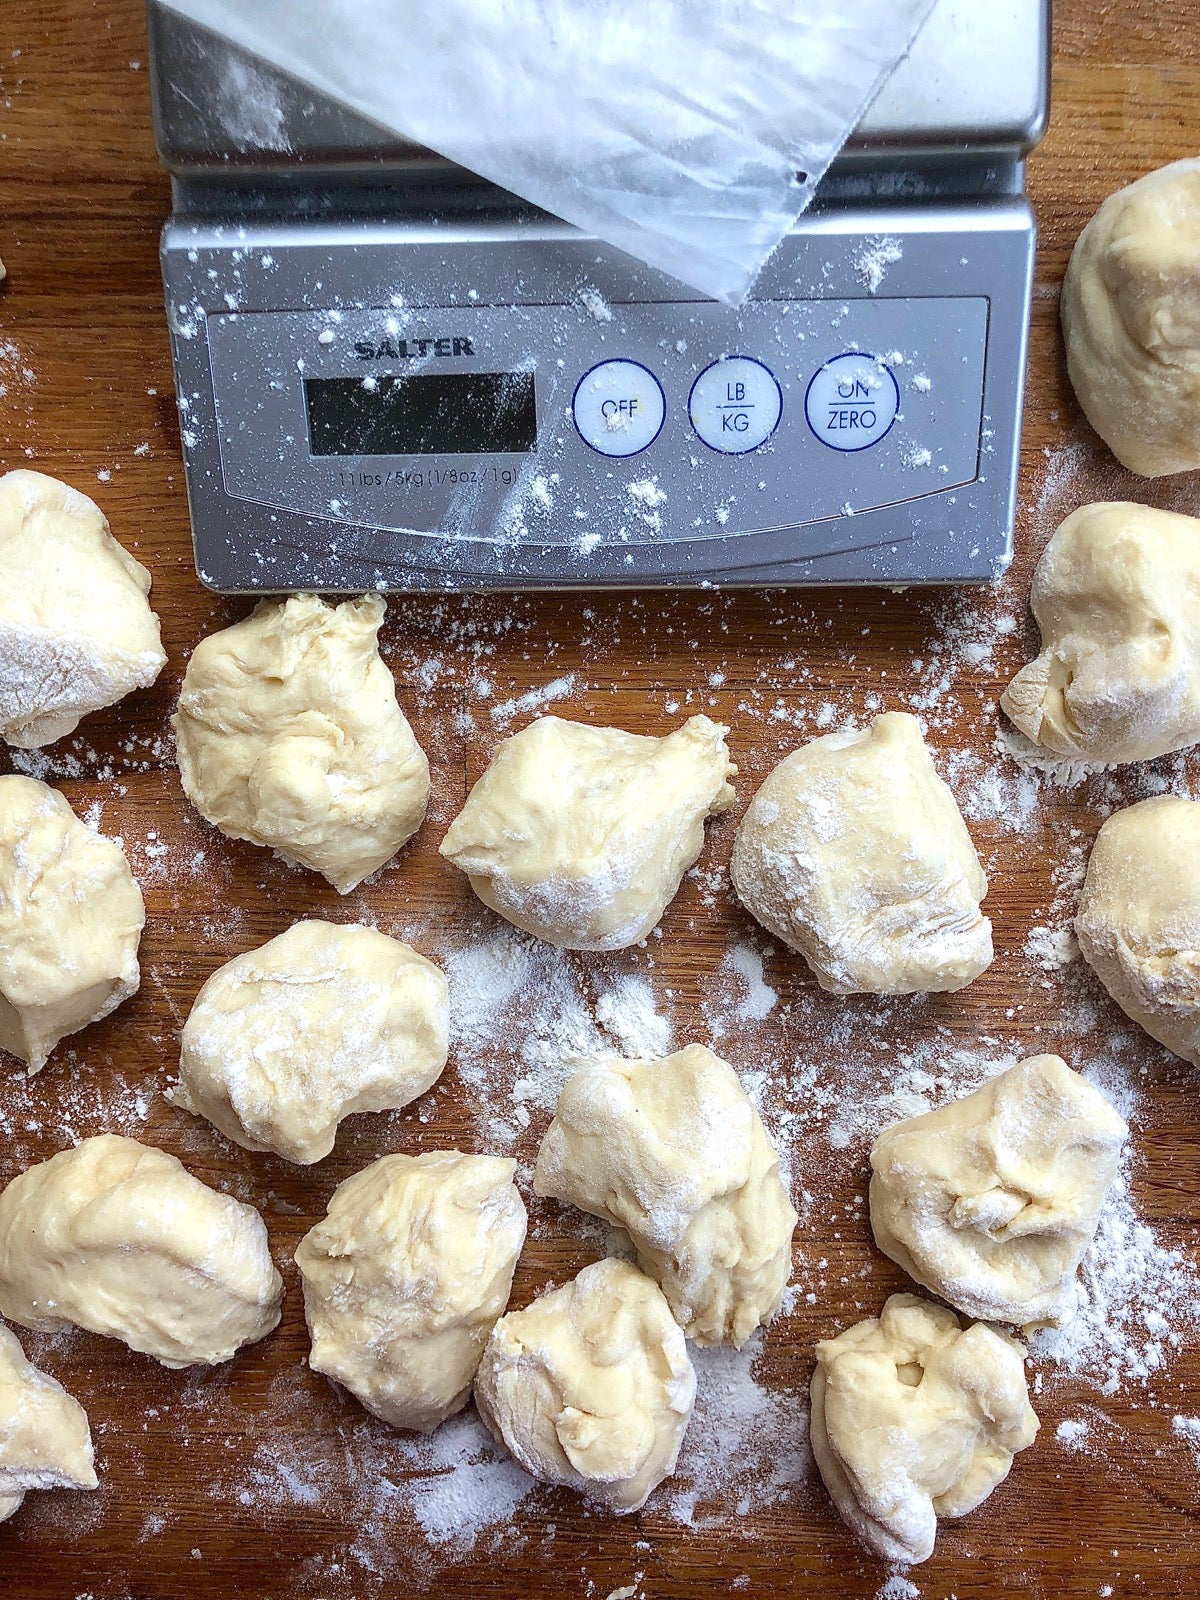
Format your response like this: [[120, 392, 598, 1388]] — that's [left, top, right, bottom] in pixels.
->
[[805, 352, 900, 452], [572, 359, 666, 458]]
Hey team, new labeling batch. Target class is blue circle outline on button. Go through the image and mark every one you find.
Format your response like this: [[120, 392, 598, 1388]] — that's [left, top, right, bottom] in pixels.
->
[[804, 351, 901, 454], [687, 355, 784, 456], [571, 359, 667, 457]]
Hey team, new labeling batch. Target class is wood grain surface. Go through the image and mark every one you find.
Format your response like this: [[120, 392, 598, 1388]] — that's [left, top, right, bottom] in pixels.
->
[[1, 4, 1199, 1597]]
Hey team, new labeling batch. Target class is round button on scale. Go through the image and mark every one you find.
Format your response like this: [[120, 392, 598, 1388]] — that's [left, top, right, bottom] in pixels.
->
[[804, 352, 900, 452], [688, 356, 783, 454], [572, 359, 666, 457]]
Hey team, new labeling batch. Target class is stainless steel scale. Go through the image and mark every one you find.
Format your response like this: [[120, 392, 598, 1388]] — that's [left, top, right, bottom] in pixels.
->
[[149, 1, 1049, 592]]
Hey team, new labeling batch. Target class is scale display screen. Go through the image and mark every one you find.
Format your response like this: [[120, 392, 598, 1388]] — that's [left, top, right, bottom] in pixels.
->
[[305, 371, 538, 457]]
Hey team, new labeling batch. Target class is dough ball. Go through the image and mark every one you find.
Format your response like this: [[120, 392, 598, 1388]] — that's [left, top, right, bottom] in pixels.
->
[[730, 712, 991, 994], [474, 1257, 694, 1514], [534, 1044, 797, 1346], [171, 920, 448, 1164], [1075, 794, 1200, 1068], [0, 470, 166, 749], [1061, 159, 1200, 477], [869, 1055, 1128, 1328], [810, 1293, 1039, 1566], [0, 775, 144, 1072], [439, 714, 735, 951], [0, 1134, 283, 1368], [296, 1150, 526, 1433], [0, 1321, 97, 1523], [173, 593, 429, 894], [1001, 502, 1200, 765]]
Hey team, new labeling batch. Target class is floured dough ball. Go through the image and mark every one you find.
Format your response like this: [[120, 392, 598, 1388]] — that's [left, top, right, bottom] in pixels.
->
[[171, 920, 448, 1164], [730, 712, 991, 994], [870, 1055, 1128, 1327], [440, 714, 735, 950], [173, 593, 429, 894], [0, 775, 144, 1072], [296, 1151, 526, 1433], [1075, 795, 1200, 1068], [0, 1321, 97, 1523], [0, 1134, 283, 1368], [474, 1257, 695, 1514], [534, 1044, 797, 1346], [810, 1293, 1039, 1566], [0, 470, 166, 748], [1001, 502, 1200, 765], [1061, 159, 1200, 477]]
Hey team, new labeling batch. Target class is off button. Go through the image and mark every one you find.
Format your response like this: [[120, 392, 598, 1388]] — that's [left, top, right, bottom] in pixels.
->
[[572, 360, 666, 457], [689, 356, 783, 454], [805, 351, 900, 452]]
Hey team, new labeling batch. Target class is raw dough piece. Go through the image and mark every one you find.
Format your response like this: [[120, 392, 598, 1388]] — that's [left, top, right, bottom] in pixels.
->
[[1061, 158, 1200, 477], [869, 1055, 1128, 1327], [0, 470, 166, 748], [1075, 794, 1200, 1068], [1001, 502, 1200, 765], [296, 1150, 526, 1432], [0, 1135, 283, 1368], [534, 1044, 797, 1346], [173, 593, 429, 894], [439, 714, 735, 950], [475, 1257, 694, 1513], [0, 1321, 97, 1523], [0, 775, 144, 1072], [730, 712, 991, 994], [810, 1293, 1039, 1566], [172, 921, 448, 1164]]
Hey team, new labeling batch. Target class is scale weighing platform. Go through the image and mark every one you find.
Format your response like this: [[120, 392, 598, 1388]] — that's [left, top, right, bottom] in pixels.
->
[[149, 1, 1049, 592]]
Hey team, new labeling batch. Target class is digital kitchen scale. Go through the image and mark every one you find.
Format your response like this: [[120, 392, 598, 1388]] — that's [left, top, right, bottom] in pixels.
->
[[149, 1, 1049, 591]]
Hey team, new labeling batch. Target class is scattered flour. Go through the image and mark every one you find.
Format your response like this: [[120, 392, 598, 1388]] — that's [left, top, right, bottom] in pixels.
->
[[1173, 1414, 1200, 1470], [853, 236, 903, 293]]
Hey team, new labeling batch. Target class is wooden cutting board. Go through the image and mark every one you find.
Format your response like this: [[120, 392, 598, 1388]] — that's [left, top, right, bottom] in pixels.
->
[[0, 4, 1198, 1597]]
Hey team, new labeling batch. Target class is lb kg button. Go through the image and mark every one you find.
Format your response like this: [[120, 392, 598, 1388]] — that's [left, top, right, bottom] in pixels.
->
[[805, 352, 900, 452], [689, 356, 783, 455], [572, 360, 666, 457]]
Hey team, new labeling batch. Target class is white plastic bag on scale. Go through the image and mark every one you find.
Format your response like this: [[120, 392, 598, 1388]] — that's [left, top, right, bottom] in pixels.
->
[[161, 0, 936, 304]]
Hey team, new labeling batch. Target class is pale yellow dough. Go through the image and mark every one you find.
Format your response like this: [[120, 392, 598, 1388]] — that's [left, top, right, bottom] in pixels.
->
[[0, 775, 144, 1072], [0, 1135, 283, 1368], [870, 1055, 1128, 1328], [1001, 502, 1200, 765], [534, 1044, 797, 1346], [810, 1293, 1039, 1566], [171, 920, 448, 1164], [0, 469, 165, 748], [1061, 158, 1200, 477], [296, 1151, 526, 1433], [439, 713, 736, 951], [730, 711, 991, 994], [0, 1321, 97, 1523], [1075, 794, 1200, 1069], [474, 1257, 695, 1514], [173, 593, 429, 893]]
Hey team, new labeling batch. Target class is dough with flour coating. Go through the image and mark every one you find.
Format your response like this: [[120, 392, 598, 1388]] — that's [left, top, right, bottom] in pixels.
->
[[730, 712, 991, 993], [0, 1134, 283, 1368], [870, 1055, 1128, 1328], [810, 1293, 1039, 1566], [173, 593, 429, 893], [0, 470, 165, 749], [1075, 794, 1200, 1068], [534, 1043, 797, 1346], [1001, 502, 1200, 765], [296, 1150, 526, 1433], [0, 775, 144, 1072], [439, 714, 735, 950], [0, 1321, 97, 1523], [474, 1257, 695, 1513], [171, 920, 448, 1164], [1061, 158, 1200, 477]]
